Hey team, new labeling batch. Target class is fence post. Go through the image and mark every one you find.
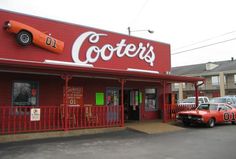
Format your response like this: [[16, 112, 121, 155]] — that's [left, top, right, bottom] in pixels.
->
[[162, 81, 167, 123], [119, 79, 125, 127], [194, 83, 199, 107], [61, 74, 72, 131]]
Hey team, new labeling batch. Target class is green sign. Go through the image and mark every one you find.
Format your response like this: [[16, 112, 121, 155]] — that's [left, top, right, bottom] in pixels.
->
[[139, 92, 142, 104], [96, 92, 104, 106]]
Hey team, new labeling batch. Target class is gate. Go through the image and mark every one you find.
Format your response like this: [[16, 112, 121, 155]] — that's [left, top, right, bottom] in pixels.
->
[[164, 104, 197, 122]]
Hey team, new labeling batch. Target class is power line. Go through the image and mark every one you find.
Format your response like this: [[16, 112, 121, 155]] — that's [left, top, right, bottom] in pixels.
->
[[171, 37, 236, 55], [129, 0, 150, 26], [173, 30, 236, 51]]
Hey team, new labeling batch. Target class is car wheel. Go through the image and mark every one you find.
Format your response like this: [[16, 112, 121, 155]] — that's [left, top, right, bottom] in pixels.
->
[[207, 118, 215, 128], [16, 30, 32, 46], [232, 121, 236, 125]]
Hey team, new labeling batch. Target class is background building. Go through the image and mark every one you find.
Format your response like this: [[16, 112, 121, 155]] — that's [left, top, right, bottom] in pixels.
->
[[171, 58, 236, 100]]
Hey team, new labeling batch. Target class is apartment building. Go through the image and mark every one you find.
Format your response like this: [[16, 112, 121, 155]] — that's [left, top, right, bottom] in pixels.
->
[[171, 58, 236, 100]]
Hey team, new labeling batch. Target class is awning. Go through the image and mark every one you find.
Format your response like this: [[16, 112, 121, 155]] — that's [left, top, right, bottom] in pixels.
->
[[0, 58, 204, 83]]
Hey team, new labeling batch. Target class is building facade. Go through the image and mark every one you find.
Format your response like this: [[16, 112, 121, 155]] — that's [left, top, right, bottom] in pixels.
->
[[0, 9, 203, 135], [171, 59, 236, 100]]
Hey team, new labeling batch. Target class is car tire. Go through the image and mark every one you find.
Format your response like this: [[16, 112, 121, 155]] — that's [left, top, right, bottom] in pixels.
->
[[207, 118, 215, 128], [232, 121, 236, 125], [183, 121, 190, 127], [16, 30, 32, 46]]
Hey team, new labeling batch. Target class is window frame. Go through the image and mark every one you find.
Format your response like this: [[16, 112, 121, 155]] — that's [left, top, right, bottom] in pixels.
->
[[12, 80, 39, 107]]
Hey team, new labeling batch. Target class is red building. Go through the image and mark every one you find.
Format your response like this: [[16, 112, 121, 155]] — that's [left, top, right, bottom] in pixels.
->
[[0, 9, 204, 135]]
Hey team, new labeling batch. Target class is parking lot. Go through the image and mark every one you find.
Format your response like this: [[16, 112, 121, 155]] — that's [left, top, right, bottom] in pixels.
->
[[1, 124, 236, 159]]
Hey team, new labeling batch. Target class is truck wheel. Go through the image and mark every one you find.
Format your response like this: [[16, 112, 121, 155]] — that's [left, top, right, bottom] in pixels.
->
[[207, 118, 215, 128], [16, 30, 32, 46]]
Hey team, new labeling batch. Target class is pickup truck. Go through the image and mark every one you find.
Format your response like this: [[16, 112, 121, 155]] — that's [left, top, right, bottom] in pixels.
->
[[178, 96, 209, 106]]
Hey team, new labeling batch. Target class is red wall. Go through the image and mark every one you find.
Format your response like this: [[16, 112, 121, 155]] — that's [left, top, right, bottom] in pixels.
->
[[0, 9, 171, 74], [0, 72, 163, 120], [0, 10, 171, 120], [0, 72, 63, 106]]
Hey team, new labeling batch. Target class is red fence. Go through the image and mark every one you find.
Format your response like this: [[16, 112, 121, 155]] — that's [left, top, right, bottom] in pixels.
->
[[0, 105, 122, 135], [164, 104, 197, 122], [67, 106, 121, 130]]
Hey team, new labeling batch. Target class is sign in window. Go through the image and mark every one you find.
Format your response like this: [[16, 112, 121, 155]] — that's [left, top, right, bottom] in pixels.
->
[[65, 87, 83, 106], [12, 81, 39, 106]]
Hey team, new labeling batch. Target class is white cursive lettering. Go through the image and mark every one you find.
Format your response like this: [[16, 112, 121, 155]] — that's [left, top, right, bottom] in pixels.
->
[[72, 31, 156, 66]]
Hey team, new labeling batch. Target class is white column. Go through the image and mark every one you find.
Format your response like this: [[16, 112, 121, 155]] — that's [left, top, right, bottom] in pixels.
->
[[219, 72, 225, 97], [179, 83, 183, 100]]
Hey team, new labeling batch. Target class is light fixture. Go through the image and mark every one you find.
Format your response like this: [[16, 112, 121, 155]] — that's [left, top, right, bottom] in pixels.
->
[[128, 27, 154, 36]]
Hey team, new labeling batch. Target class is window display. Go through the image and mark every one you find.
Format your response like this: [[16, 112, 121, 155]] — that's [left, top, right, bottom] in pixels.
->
[[106, 88, 119, 106], [145, 88, 157, 111], [12, 81, 38, 106]]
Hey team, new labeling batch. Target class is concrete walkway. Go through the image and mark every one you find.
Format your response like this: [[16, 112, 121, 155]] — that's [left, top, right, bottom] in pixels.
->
[[125, 120, 185, 134], [0, 121, 184, 143]]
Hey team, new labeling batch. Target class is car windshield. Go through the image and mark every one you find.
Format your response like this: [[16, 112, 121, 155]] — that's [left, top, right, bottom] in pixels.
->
[[182, 98, 195, 103], [210, 98, 226, 103], [197, 104, 218, 110]]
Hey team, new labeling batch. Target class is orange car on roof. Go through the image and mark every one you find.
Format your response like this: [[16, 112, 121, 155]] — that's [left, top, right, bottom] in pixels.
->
[[3, 20, 64, 54]]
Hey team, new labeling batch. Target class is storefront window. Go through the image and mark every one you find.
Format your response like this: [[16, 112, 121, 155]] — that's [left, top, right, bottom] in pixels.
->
[[106, 88, 119, 106], [145, 88, 157, 111], [106, 88, 120, 122], [12, 81, 39, 106]]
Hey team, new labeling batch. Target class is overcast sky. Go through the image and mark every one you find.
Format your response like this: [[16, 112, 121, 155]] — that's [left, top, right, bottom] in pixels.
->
[[1, 0, 236, 67]]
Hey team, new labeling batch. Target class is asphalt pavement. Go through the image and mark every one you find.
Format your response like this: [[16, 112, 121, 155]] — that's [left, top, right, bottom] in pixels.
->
[[1, 124, 236, 159]]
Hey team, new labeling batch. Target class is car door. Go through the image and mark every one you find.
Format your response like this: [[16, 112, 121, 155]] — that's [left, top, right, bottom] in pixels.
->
[[217, 104, 226, 123], [221, 105, 233, 122]]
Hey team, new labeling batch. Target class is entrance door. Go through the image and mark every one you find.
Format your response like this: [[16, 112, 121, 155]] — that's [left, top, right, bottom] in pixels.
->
[[124, 89, 140, 121]]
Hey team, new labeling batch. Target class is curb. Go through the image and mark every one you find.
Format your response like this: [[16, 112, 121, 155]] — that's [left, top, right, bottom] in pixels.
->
[[0, 127, 126, 143]]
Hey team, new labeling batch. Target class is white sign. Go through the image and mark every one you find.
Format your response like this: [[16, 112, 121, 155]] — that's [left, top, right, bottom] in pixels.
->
[[30, 108, 40, 121], [72, 31, 156, 67]]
